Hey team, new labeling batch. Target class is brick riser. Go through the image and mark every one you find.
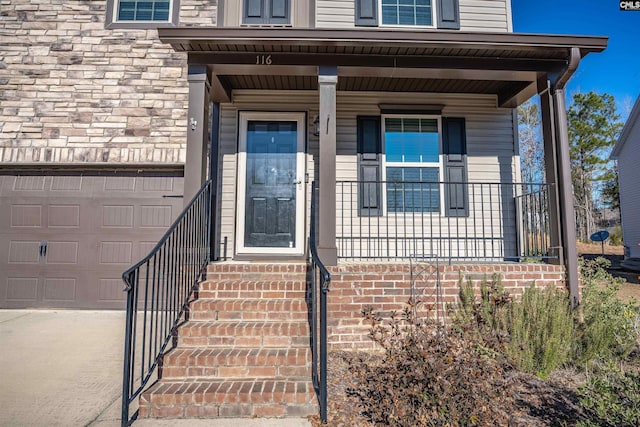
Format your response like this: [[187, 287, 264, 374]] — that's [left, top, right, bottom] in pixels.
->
[[139, 263, 318, 419]]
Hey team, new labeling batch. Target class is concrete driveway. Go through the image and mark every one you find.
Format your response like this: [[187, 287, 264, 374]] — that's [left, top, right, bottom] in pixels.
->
[[0, 310, 311, 427]]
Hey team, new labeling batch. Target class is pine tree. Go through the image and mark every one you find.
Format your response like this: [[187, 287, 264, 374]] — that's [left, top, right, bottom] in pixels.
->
[[567, 92, 623, 241]]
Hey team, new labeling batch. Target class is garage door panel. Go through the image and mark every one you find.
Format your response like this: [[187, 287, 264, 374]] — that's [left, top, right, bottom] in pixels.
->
[[102, 205, 135, 228], [50, 176, 83, 191], [48, 205, 81, 228], [140, 205, 173, 228], [104, 176, 136, 192], [100, 241, 133, 265], [13, 176, 46, 191], [8, 241, 41, 264], [43, 278, 77, 302], [142, 176, 174, 192], [5, 277, 39, 302], [46, 241, 79, 264], [10, 205, 43, 228]]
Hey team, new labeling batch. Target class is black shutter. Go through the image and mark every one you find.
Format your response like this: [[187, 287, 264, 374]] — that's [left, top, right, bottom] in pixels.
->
[[443, 117, 468, 217], [437, 0, 460, 30], [268, 0, 290, 24], [357, 116, 382, 216], [244, 0, 290, 24], [355, 0, 378, 26], [244, 0, 264, 24]]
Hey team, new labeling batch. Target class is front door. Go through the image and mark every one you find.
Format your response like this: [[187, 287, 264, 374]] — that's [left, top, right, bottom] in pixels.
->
[[236, 112, 306, 255]]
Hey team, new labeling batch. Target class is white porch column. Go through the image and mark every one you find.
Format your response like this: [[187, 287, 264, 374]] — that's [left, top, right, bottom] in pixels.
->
[[184, 64, 210, 206], [317, 66, 338, 265]]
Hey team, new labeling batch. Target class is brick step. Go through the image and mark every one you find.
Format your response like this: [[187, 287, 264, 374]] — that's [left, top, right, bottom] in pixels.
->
[[190, 299, 309, 321], [206, 264, 308, 283], [139, 379, 318, 418], [161, 348, 312, 380], [177, 321, 310, 348], [197, 280, 307, 300]]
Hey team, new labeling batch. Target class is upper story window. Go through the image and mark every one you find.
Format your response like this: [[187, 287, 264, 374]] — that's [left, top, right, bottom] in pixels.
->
[[244, 0, 290, 25], [355, 0, 459, 30], [381, 0, 433, 27], [105, 0, 178, 28], [117, 0, 171, 21]]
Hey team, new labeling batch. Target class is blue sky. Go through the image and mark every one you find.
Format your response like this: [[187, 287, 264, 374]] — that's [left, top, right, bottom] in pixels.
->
[[511, 0, 640, 116]]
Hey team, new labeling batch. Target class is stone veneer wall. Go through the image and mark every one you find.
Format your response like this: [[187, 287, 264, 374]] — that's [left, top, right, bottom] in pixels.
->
[[326, 263, 566, 350], [0, 0, 217, 164]]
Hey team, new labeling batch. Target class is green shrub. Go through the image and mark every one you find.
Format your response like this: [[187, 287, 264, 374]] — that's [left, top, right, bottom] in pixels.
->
[[609, 225, 623, 246], [575, 258, 640, 364], [577, 364, 640, 427], [454, 275, 574, 378], [506, 286, 574, 378]]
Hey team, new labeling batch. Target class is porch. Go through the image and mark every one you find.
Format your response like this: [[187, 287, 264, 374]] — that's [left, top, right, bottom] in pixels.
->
[[158, 27, 607, 299]]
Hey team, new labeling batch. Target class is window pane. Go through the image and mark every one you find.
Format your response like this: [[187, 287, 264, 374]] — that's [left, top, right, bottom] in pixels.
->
[[384, 118, 439, 163], [381, 0, 431, 26], [416, 6, 431, 25], [387, 167, 439, 213], [117, 0, 171, 21], [382, 5, 398, 25]]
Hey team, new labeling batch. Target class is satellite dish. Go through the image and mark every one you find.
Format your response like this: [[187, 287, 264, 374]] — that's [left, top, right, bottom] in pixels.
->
[[590, 231, 610, 242], [590, 230, 610, 256]]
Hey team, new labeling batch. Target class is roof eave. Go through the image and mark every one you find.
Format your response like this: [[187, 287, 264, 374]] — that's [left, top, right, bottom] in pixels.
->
[[158, 27, 608, 56]]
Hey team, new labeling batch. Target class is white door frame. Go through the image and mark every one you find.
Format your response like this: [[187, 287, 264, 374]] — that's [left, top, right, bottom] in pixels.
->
[[235, 111, 306, 256]]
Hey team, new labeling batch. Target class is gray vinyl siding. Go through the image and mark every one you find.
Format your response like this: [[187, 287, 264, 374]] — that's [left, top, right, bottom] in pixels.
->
[[617, 121, 640, 258], [316, 0, 510, 32], [217, 90, 517, 259]]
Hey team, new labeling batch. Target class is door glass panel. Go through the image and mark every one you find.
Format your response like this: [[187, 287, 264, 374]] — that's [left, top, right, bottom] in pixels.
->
[[244, 121, 297, 248]]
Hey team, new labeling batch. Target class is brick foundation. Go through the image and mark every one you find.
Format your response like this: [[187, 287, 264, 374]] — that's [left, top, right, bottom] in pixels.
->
[[326, 262, 566, 350]]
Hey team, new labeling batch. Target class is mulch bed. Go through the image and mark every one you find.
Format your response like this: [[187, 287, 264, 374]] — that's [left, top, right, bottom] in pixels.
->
[[309, 351, 586, 427]]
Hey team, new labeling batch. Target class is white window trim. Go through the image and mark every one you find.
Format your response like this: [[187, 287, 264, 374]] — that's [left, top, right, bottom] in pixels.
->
[[381, 115, 444, 215], [379, 0, 436, 29], [235, 111, 307, 256]]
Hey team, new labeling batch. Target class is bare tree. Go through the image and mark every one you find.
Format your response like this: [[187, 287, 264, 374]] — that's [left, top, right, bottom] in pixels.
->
[[517, 99, 545, 183]]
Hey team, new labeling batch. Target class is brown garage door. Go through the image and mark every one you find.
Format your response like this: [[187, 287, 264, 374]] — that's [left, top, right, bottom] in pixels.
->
[[0, 168, 184, 309]]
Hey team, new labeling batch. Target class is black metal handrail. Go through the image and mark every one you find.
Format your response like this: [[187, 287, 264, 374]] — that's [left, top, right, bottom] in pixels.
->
[[121, 180, 212, 427], [336, 180, 556, 261], [309, 183, 331, 423]]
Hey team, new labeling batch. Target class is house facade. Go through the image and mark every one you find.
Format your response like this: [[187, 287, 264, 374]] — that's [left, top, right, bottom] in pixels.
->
[[611, 95, 640, 259], [2, 0, 607, 421]]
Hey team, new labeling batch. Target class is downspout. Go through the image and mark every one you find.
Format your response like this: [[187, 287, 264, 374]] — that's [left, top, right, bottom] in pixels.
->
[[551, 47, 581, 306]]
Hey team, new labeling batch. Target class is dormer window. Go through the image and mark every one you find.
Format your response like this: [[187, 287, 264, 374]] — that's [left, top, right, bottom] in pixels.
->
[[243, 0, 290, 25]]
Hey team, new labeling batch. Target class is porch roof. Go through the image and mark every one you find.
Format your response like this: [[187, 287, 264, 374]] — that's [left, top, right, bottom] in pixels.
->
[[159, 28, 607, 107]]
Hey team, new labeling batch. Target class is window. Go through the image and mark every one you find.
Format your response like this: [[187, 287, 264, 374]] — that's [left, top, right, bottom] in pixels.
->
[[355, 0, 460, 29], [384, 117, 441, 213], [106, 0, 177, 27], [381, 0, 432, 26], [117, 0, 170, 21]]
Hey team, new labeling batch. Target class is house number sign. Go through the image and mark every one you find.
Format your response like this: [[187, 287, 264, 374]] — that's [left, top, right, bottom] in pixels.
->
[[256, 55, 273, 65]]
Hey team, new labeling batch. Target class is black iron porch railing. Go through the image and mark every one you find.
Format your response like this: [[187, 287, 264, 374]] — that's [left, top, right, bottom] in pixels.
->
[[121, 180, 212, 427], [336, 180, 555, 261], [309, 183, 331, 423]]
